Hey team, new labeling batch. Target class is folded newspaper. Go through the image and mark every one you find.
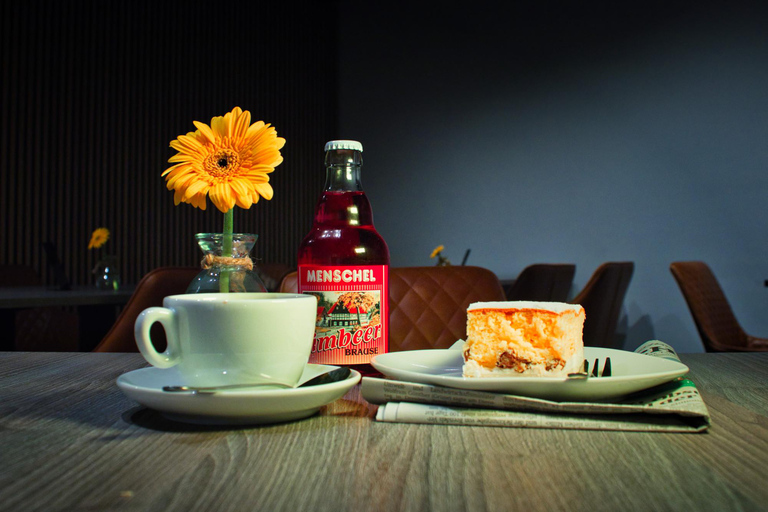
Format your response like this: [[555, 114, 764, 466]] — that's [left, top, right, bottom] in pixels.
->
[[362, 340, 710, 433]]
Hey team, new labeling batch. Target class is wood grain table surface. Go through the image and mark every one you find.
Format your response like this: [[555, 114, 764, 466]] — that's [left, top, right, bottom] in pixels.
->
[[0, 351, 767, 512]]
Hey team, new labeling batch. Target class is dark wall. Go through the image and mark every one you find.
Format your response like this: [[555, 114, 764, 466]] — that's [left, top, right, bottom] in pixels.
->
[[338, 1, 768, 352], [1, 0, 337, 286]]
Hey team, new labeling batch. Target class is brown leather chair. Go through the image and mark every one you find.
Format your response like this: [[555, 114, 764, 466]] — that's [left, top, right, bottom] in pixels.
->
[[503, 263, 575, 302], [279, 271, 299, 293], [93, 266, 200, 352], [389, 266, 505, 352], [279, 266, 505, 352], [255, 263, 294, 292], [570, 262, 634, 348], [670, 261, 768, 352]]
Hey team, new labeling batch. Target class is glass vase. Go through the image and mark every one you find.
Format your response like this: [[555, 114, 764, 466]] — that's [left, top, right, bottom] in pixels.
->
[[186, 233, 268, 293], [93, 256, 121, 291]]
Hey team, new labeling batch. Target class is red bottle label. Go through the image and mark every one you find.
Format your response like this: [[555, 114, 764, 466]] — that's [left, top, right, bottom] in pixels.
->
[[298, 264, 389, 365]]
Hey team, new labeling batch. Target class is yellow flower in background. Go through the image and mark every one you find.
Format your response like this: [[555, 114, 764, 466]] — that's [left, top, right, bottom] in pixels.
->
[[430, 244, 453, 266], [88, 228, 110, 249], [162, 107, 285, 213]]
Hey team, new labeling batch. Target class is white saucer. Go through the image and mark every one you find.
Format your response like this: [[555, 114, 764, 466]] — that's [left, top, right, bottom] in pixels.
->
[[370, 347, 689, 401], [117, 364, 361, 425]]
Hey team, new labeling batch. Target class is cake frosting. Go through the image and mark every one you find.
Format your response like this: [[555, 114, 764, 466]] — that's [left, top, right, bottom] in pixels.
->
[[462, 301, 585, 378]]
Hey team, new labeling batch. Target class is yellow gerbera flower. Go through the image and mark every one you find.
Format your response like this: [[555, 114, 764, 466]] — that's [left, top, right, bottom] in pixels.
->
[[430, 245, 445, 259], [88, 228, 110, 249], [162, 107, 285, 213]]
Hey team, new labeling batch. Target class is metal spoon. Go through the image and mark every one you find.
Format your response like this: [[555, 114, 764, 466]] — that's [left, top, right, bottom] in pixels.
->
[[162, 367, 351, 395]]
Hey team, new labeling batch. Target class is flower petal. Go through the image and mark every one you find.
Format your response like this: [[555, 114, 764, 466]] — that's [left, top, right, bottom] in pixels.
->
[[229, 179, 251, 199], [171, 134, 205, 153], [245, 121, 266, 139], [184, 180, 209, 200], [168, 153, 196, 163], [211, 114, 228, 139], [254, 182, 273, 200], [193, 121, 216, 145], [232, 181, 254, 209], [233, 109, 251, 139], [173, 188, 186, 205], [162, 162, 186, 177], [166, 171, 197, 189], [209, 182, 236, 213], [192, 192, 208, 210], [247, 165, 277, 176]]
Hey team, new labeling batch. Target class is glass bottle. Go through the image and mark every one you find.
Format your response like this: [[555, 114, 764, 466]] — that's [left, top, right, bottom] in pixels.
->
[[297, 140, 389, 376]]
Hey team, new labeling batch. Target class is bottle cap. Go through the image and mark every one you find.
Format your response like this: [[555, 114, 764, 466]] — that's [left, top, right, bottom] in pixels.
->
[[325, 140, 363, 152]]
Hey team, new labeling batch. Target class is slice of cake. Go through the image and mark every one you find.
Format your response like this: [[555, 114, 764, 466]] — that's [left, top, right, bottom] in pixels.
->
[[462, 301, 585, 378]]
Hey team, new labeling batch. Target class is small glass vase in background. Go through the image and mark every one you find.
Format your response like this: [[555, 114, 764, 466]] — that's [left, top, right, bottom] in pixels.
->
[[187, 233, 268, 293], [93, 256, 121, 291]]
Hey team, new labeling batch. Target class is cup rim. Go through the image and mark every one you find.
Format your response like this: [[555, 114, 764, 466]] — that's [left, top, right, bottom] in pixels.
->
[[163, 292, 314, 302]]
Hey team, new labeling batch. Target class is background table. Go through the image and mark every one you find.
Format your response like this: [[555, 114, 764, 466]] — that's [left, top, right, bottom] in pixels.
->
[[0, 351, 766, 511], [0, 286, 134, 309], [0, 286, 134, 351]]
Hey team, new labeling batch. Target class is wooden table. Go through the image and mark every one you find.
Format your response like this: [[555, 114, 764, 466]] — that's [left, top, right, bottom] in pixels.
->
[[1, 352, 767, 511], [0, 286, 134, 351]]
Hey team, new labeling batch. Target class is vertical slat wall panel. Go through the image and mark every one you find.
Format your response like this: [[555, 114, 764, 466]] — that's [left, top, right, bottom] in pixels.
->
[[0, 0, 336, 286]]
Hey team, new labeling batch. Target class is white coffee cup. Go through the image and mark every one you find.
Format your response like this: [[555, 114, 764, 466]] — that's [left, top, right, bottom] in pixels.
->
[[134, 293, 317, 388]]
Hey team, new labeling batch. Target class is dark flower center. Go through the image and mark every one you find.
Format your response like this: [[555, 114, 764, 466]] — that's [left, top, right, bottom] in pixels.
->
[[205, 149, 240, 177]]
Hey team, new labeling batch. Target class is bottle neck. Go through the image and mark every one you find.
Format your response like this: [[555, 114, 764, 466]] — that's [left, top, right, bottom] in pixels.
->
[[324, 166, 362, 192], [324, 149, 363, 192], [312, 147, 375, 227]]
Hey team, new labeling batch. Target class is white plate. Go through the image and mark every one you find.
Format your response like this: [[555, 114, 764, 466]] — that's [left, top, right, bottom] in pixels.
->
[[117, 364, 361, 425], [370, 347, 689, 401]]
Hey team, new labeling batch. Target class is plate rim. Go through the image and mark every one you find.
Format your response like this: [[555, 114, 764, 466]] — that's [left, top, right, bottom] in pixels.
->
[[370, 346, 689, 399], [116, 363, 355, 397], [116, 365, 361, 424]]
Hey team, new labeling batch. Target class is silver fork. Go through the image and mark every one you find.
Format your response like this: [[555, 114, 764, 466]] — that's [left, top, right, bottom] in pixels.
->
[[567, 357, 612, 379]]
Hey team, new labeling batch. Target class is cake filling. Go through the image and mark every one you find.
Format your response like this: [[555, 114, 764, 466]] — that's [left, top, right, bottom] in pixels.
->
[[462, 301, 585, 378]]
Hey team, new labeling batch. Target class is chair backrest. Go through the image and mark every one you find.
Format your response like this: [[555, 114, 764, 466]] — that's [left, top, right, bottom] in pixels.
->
[[280, 266, 505, 351], [669, 261, 747, 351], [279, 271, 298, 293], [504, 263, 576, 302], [93, 266, 200, 352], [255, 263, 294, 292], [389, 266, 506, 351], [570, 262, 634, 348]]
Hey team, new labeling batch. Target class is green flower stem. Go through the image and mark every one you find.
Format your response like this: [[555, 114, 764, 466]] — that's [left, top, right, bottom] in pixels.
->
[[220, 208, 234, 293]]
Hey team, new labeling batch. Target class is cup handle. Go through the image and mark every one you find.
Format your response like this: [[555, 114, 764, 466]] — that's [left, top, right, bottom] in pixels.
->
[[134, 307, 180, 368]]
